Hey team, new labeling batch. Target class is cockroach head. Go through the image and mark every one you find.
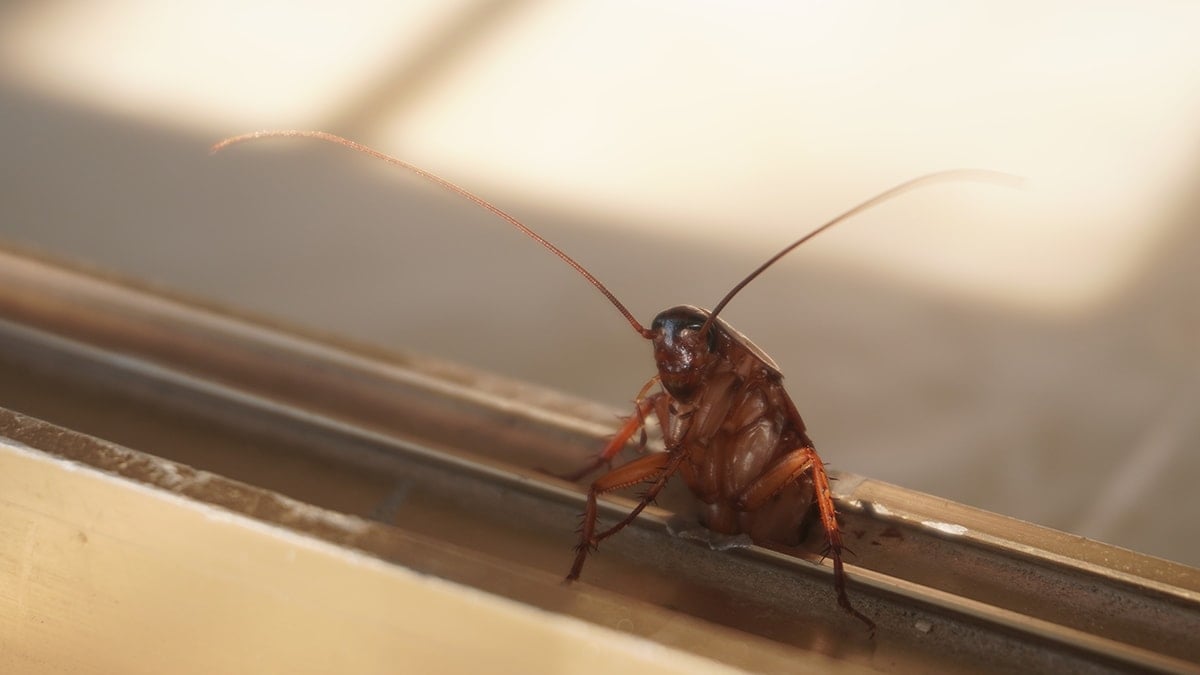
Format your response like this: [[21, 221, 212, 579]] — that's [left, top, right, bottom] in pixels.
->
[[650, 305, 720, 400]]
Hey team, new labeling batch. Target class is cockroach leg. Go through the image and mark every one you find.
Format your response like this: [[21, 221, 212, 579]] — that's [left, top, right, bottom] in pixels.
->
[[557, 393, 665, 482], [592, 450, 687, 542], [736, 446, 876, 636], [566, 451, 682, 581]]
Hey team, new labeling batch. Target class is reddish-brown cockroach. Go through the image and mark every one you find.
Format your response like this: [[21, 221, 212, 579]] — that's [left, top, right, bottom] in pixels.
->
[[213, 130, 1011, 635]]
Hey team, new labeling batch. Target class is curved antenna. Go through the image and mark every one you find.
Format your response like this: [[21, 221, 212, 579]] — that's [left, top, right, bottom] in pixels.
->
[[211, 130, 653, 338], [701, 169, 1021, 334]]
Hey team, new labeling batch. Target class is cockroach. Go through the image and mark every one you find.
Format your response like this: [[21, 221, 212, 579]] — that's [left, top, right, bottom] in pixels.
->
[[213, 130, 1012, 635]]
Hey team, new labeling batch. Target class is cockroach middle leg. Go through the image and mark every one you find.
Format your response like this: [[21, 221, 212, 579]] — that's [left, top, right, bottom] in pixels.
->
[[567, 450, 686, 581]]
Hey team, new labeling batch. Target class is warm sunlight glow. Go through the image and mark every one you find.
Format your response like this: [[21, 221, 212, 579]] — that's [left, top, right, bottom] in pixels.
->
[[4, 2, 1198, 312], [0, 0, 473, 130]]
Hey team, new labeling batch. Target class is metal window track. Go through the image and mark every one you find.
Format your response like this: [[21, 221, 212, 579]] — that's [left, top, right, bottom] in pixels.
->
[[0, 244, 1196, 673]]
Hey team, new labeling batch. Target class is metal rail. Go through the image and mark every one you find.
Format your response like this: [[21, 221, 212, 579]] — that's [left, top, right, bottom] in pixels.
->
[[0, 244, 1196, 673]]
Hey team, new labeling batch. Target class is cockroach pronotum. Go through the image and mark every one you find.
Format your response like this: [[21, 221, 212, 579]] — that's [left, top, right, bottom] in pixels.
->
[[213, 130, 1014, 636]]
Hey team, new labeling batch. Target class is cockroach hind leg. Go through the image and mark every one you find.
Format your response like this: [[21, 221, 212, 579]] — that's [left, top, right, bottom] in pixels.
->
[[666, 516, 754, 551]]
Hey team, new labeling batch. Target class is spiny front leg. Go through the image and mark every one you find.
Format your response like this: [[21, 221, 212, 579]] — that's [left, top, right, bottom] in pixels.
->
[[567, 452, 673, 581], [559, 390, 664, 482], [736, 446, 876, 636]]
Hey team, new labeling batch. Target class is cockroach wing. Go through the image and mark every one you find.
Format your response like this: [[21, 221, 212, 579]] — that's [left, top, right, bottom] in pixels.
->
[[695, 307, 783, 376]]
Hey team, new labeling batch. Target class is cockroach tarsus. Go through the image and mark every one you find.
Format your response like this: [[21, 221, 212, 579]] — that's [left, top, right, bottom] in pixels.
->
[[213, 130, 1016, 637]]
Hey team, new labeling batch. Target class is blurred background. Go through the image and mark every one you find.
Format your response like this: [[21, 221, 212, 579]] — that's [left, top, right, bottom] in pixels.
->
[[0, 1, 1197, 565]]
